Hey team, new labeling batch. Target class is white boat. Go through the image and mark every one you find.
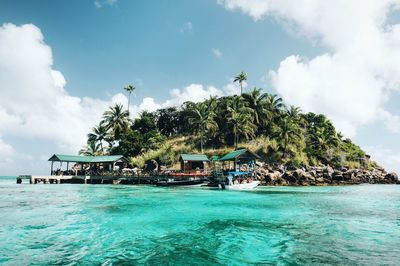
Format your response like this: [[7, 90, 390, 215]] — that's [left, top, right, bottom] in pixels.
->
[[219, 173, 260, 190], [224, 180, 260, 190]]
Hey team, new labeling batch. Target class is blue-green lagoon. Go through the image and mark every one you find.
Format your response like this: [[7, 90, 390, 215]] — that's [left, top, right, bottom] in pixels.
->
[[0, 177, 399, 265]]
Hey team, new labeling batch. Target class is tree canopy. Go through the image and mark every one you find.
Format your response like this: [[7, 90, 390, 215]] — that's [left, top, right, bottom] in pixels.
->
[[80, 83, 371, 170]]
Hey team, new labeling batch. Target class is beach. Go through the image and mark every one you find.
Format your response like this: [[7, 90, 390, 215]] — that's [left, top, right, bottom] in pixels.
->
[[1, 177, 399, 265]]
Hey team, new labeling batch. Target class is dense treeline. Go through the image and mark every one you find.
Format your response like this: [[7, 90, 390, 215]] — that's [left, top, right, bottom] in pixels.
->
[[80, 85, 369, 169]]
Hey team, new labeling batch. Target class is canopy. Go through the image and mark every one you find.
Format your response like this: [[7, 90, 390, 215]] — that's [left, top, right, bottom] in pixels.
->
[[218, 149, 261, 162], [48, 154, 126, 163], [179, 154, 209, 162]]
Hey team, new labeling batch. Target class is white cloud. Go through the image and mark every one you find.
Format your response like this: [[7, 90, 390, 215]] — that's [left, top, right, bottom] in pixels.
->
[[0, 23, 245, 175], [219, 0, 400, 138], [212, 48, 223, 58], [179, 22, 193, 33], [162, 84, 223, 107], [0, 23, 103, 154], [0, 137, 16, 165], [379, 109, 400, 133], [365, 146, 400, 173], [139, 98, 162, 113]]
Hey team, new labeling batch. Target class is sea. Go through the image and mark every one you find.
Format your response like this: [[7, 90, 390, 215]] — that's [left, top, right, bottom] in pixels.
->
[[0, 176, 399, 265]]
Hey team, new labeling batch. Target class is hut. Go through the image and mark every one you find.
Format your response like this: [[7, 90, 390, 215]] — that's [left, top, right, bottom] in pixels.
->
[[48, 154, 127, 175], [179, 154, 209, 172], [218, 149, 261, 172]]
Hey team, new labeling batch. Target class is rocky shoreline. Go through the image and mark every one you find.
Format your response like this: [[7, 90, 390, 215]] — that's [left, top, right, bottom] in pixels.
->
[[256, 164, 399, 186]]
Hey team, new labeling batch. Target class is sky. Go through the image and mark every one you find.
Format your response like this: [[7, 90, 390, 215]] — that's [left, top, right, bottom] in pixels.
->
[[1, 0, 400, 175]]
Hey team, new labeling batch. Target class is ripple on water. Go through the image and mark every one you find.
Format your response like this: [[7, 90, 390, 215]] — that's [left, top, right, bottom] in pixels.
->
[[0, 180, 399, 265]]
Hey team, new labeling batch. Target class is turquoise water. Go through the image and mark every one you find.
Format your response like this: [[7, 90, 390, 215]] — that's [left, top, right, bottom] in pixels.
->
[[0, 177, 399, 265]]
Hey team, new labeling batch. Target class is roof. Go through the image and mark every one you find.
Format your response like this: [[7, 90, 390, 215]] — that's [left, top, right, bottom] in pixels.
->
[[179, 154, 209, 162], [48, 154, 126, 163], [218, 149, 261, 161]]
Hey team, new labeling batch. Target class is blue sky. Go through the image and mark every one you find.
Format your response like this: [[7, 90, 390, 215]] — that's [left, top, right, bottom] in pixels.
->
[[0, 0, 320, 99], [0, 0, 400, 175]]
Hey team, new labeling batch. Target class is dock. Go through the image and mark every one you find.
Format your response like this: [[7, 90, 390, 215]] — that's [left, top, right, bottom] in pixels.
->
[[16, 175, 160, 185]]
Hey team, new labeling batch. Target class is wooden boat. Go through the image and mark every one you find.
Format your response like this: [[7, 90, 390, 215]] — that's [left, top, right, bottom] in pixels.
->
[[167, 172, 209, 177], [156, 179, 206, 187]]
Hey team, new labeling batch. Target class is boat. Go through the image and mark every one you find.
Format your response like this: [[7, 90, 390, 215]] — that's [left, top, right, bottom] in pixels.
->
[[156, 178, 206, 187], [224, 180, 260, 190], [221, 172, 260, 190], [167, 172, 209, 178]]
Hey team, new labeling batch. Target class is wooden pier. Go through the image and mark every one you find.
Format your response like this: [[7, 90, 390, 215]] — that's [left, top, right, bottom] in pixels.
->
[[16, 175, 163, 185]]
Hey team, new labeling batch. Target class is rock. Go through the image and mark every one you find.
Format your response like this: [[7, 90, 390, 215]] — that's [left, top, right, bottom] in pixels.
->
[[385, 172, 398, 183], [324, 166, 334, 175], [282, 171, 297, 184], [257, 163, 396, 186], [332, 170, 343, 181]]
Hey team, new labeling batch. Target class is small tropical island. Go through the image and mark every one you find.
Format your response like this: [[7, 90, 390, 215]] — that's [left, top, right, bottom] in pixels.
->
[[50, 72, 397, 187]]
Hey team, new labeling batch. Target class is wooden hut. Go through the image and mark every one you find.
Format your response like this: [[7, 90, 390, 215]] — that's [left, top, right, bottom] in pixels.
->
[[179, 154, 209, 172], [48, 154, 127, 175], [218, 149, 261, 172]]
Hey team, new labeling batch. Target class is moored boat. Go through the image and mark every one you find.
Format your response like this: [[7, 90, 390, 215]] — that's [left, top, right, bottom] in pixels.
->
[[156, 178, 206, 187], [220, 172, 260, 190], [224, 180, 260, 190]]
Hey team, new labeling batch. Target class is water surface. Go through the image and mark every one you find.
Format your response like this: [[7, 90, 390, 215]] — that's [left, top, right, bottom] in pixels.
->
[[0, 177, 399, 265]]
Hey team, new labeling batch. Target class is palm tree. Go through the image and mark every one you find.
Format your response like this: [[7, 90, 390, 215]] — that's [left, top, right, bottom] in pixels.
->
[[226, 96, 255, 149], [124, 85, 135, 115], [242, 87, 270, 126], [265, 94, 284, 114], [234, 71, 247, 95], [79, 141, 102, 156], [236, 111, 257, 141], [276, 116, 302, 158], [87, 122, 108, 152], [102, 104, 131, 142], [188, 98, 218, 152], [314, 126, 339, 151], [287, 105, 305, 127]]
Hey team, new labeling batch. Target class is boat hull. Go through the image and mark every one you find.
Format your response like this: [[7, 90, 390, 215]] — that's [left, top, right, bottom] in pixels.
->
[[225, 181, 260, 190], [156, 179, 206, 187]]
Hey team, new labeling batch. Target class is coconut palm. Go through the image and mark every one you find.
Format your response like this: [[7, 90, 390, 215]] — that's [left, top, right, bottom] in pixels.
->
[[233, 71, 247, 95], [236, 111, 257, 141], [276, 116, 302, 158], [188, 98, 218, 152], [265, 94, 284, 114], [102, 104, 131, 142], [287, 105, 305, 127], [79, 141, 102, 156], [87, 122, 108, 152], [226, 96, 255, 149], [242, 87, 270, 126], [124, 85, 135, 115], [314, 126, 339, 151]]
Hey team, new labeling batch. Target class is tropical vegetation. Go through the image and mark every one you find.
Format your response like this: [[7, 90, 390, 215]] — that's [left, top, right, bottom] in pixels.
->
[[80, 76, 372, 170]]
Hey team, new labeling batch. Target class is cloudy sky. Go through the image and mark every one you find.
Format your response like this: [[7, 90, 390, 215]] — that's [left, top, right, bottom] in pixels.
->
[[1, 0, 400, 175]]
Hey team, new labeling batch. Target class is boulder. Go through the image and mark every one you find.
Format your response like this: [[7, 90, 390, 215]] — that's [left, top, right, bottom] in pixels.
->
[[282, 171, 297, 184], [385, 172, 398, 183]]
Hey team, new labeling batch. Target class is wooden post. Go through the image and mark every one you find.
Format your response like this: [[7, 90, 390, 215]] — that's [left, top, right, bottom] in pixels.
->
[[66, 162, 69, 172], [50, 161, 54, 176]]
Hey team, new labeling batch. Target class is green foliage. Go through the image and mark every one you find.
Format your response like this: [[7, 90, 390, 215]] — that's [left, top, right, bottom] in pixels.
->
[[82, 76, 372, 170]]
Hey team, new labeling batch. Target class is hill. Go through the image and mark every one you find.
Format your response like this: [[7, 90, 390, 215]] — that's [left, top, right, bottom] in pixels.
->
[[80, 88, 380, 173]]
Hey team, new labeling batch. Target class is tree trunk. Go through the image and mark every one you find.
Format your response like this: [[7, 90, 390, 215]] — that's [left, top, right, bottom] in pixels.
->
[[234, 124, 238, 150], [200, 127, 204, 153], [127, 92, 131, 115]]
